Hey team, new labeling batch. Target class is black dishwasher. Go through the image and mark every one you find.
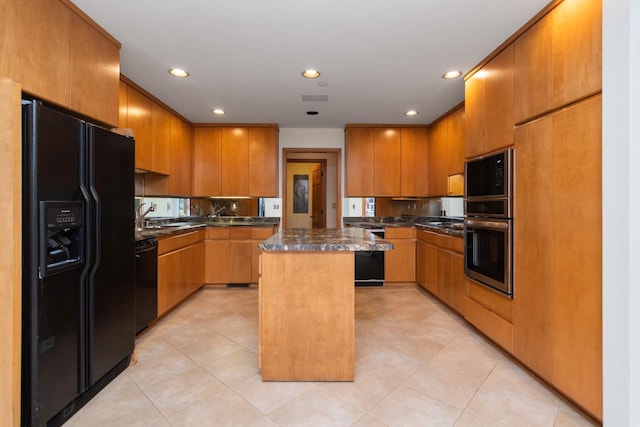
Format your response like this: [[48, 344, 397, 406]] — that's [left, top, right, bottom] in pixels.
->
[[355, 228, 385, 286], [135, 237, 158, 334]]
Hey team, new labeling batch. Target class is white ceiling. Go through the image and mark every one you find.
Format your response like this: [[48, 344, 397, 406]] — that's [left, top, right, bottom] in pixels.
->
[[72, 0, 550, 128]]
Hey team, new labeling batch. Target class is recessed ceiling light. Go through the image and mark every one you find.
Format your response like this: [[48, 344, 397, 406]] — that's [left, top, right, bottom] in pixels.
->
[[405, 110, 418, 117], [302, 69, 320, 79], [211, 108, 225, 115], [442, 70, 462, 80], [169, 68, 189, 78]]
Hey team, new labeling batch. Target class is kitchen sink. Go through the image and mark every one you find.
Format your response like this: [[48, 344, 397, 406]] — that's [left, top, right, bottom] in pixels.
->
[[159, 222, 192, 228]]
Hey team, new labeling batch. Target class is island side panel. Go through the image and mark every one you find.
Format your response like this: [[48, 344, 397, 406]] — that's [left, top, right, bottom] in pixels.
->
[[259, 251, 355, 381]]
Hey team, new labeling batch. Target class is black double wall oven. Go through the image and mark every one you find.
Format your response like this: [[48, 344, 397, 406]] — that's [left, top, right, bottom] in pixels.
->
[[464, 148, 514, 297]]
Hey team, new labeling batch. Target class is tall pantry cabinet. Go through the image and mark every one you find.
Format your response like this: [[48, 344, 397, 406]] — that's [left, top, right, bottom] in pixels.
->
[[463, 0, 602, 419]]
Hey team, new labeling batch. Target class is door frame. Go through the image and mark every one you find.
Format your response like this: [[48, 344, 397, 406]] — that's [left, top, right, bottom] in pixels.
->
[[282, 148, 342, 229]]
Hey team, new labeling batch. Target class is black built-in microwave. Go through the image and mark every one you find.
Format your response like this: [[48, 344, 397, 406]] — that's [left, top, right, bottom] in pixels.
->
[[464, 148, 513, 218]]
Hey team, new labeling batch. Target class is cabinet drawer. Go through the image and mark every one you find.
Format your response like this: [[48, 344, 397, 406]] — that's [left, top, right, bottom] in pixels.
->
[[464, 296, 514, 353], [252, 226, 276, 239], [416, 229, 463, 253], [385, 227, 414, 239], [158, 230, 204, 255], [229, 227, 252, 239], [206, 227, 230, 239]]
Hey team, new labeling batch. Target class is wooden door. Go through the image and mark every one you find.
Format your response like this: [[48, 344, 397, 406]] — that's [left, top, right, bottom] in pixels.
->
[[205, 239, 230, 284], [385, 238, 416, 282], [249, 127, 278, 197], [416, 240, 426, 288], [374, 128, 401, 196], [400, 127, 429, 196], [221, 128, 249, 196], [428, 119, 448, 196], [465, 46, 514, 158], [345, 127, 375, 196], [193, 128, 222, 196], [229, 240, 252, 283], [126, 87, 153, 171], [169, 117, 193, 196], [513, 95, 602, 418], [69, 13, 120, 126], [464, 69, 487, 159], [484, 44, 515, 154], [151, 103, 171, 174], [446, 106, 465, 175], [423, 243, 439, 295], [311, 163, 325, 228]]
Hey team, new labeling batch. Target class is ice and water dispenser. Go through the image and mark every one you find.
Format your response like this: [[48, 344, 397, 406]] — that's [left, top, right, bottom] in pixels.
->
[[39, 201, 84, 277]]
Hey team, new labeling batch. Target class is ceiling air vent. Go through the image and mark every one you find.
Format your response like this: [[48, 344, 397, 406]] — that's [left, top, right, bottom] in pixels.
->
[[301, 95, 329, 102]]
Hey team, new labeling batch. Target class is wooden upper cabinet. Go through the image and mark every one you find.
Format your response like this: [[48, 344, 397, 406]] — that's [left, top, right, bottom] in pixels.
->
[[465, 45, 514, 158], [446, 106, 465, 175], [428, 119, 448, 196], [118, 80, 128, 127], [345, 127, 375, 196], [374, 128, 401, 196], [126, 86, 153, 171], [193, 126, 278, 197], [1, 0, 71, 108], [514, 11, 553, 123], [400, 127, 429, 197], [552, 0, 602, 107], [347, 125, 429, 197], [69, 13, 120, 127], [248, 127, 279, 197], [221, 128, 249, 196], [151, 103, 171, 175], [169, 117, 193, 196], [514, 0, 602, 123], [1, 0, 121, 125], [193, 128, 222, 196]]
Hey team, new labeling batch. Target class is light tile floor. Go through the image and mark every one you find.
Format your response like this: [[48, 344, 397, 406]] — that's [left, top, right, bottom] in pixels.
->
[[67, 287, 599, 427]]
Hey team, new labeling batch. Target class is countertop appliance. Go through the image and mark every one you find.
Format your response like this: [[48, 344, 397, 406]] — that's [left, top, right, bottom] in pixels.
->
[[354, 226, 385, 286], [22, 100, 135, 426], [135, 237, 158, 334], [464, 148, 514, 296]]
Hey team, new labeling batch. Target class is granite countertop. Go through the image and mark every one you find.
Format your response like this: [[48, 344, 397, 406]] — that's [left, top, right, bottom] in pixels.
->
[[259, 228, 394, 252], [343, 216, 464, 238], [135, 216, 280, 240]]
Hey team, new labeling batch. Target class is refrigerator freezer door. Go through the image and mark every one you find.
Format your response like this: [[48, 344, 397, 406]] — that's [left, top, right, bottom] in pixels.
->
[[86, 124, 135, 385]]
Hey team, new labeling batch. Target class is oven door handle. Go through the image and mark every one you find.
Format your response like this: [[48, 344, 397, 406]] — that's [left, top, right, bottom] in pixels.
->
[[465, 219, 510, 230]]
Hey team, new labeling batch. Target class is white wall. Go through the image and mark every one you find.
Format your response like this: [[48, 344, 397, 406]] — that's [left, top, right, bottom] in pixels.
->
[[603, 0, 639, 424]]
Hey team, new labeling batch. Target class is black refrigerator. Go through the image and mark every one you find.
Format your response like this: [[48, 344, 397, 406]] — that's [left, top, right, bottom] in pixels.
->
[[21, 100, 135, 426]]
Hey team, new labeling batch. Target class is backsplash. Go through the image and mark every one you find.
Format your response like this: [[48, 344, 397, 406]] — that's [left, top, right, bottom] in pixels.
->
[[135, 197, 260, 218], [374, 197, 463, 217]]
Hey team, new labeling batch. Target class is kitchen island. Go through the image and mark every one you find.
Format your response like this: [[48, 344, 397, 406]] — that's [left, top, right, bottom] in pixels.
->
[[258, 228, 393, 381]]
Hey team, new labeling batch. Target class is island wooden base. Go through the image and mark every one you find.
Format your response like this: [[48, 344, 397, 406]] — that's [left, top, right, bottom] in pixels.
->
[[259, 251, 355, 381]]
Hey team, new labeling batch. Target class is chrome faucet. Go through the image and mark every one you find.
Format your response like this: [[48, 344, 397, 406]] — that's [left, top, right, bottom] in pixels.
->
[[209, 205, 226, 217], [135, 202, 156, 229]]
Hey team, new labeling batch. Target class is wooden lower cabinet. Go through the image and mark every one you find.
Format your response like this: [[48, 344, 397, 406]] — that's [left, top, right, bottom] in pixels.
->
[[205, 226, 277, 284], [463, 280, 514, 353], [438, 251, 465, 314], [385, 227, 415, 283], [157, 231, 205, 316], [415, 229, 464, 314], [259, 251, 354, 381]]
